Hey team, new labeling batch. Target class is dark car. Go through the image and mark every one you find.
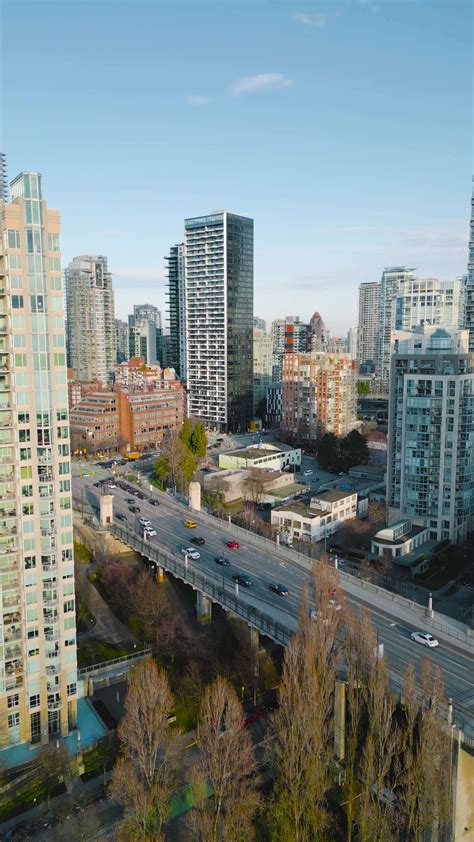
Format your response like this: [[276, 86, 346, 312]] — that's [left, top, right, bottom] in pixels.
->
[[149, 499, 160, 506], [116, 513, 127, 522], [136, 492, 146, 500], [191, 536, 205, 546], [128, 505, 140, 513], [214, 555, 230, 567], [233, 573, 252, 587], [125, 497, 135, 504], [269, 582, 289, 597]]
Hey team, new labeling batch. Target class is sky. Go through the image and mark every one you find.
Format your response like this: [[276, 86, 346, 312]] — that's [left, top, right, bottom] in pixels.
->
[[3, 0, 472, 334]]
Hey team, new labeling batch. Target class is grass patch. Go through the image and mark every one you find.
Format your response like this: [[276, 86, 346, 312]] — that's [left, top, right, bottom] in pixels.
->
[[74, 540, 92, 564], [77, 638, 138, 667], [415, 546, 468, 590], [173, 698, 200, 731], [76, 594, 96, 633], [0, 775, 66, 822]]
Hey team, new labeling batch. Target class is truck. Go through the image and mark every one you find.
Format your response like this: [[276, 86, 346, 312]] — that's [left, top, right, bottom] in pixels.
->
[[124, 451, 140, 461]]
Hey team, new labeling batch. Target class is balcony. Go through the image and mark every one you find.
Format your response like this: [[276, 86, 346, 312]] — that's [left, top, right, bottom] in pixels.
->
[[46, 664, 61, 676], [4, 628, 21, 643], [45, 630, 59, 642]]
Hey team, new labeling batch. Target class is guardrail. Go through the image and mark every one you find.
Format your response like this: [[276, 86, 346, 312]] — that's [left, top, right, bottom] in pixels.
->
[[78, 646, 152, 677], [110, 524, 292, 646]]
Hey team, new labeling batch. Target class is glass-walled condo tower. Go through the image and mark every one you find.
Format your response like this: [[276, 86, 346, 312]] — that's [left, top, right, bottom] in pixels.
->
[[0, 172, 77, 748]]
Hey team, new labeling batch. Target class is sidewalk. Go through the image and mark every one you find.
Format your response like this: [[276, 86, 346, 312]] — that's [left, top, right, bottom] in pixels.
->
[[76, 563, 138, 646]]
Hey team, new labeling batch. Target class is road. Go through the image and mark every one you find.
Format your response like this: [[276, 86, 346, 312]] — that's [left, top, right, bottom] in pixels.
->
[[73, 470, 474, 740]]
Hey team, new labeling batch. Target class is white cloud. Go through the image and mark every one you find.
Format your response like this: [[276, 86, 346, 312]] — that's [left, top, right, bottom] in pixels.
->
[[185, 95, 210, 106], [231, 73, 293, 96], [292, 12, 329, 27]]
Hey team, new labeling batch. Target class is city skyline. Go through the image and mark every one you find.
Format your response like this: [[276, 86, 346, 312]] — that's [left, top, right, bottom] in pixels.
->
[[3, 0, 471, 332]]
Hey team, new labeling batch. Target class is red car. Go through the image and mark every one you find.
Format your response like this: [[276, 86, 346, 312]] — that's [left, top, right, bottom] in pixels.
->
[[226, 540, 240, 549]]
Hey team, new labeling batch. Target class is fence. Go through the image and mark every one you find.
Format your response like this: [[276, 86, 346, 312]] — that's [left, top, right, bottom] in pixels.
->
[[78, 646, 152, 677]]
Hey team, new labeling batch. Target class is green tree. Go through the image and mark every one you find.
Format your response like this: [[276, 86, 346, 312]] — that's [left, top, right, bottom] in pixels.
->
[[317, 432, 340, 471], [190, 420, 207, 458], [179, 417, 192, 448], [343, 429, 369, 468], [180, 450, 197, 485], [153, 454, 170, 486]]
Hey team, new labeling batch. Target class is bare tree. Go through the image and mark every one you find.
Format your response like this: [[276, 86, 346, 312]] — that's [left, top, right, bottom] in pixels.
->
[[109, 659, 181, 840], [243, 469, 266, 504], [188, 675, 260, 841], [37, 742, 71, 808], [401, 659, 451, 841], [270, 558, 342, 840]]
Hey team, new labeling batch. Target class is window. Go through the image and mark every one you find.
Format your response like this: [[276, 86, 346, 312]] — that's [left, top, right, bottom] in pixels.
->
[[30, 693, 40, 708], [65, 637, 76, 647], [14, 353, 27, 367], [20, 447, 32, 461], [7, 230, 20, 248], [27, 628, 39, 638], [48, 233, 60, 252], [12, 295, 24, 309], [28, 646, 40, 657], [57, 409, 68, 421], [30, 710, 41, 743], [22, 504, 34, 516], [30, 295, 46, 313], [8, 712, 20, 728], [7, 694, 19, 709], [18, 412, 30, 424], [67, 683, 77, 697], [19, 429, 31, 442], [64, 599, 75, 613]]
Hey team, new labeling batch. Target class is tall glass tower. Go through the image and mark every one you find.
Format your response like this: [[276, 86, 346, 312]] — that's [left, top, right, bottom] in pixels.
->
[[0, 172, 77, 748], [466, 177, 474, 352], [184, 212, 253, 432]]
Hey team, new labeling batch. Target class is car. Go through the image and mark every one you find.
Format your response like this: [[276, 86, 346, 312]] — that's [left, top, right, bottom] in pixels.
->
[[233, 572, 252, 587], [136, 492, 146, 500], [93, 481, 101, 487], [214, 555, 230, 567], [144, 527, 157, 537], [125, 497, 135, 504], [128, 505, 140, 513], [191, 536, 205, 546], [410, 631, 439, 648], [303, 469, 313, 476], [226, 540, 240, 549], [107, 482, 117, 489], [181, 547, 200, 561], [149, 499, 160, 506], [116, 513, 127, 522], [339, 472, 344, 476], [269, 582, 289, 597], [139, 517, 151, 527], [184, 520, 197, 528]]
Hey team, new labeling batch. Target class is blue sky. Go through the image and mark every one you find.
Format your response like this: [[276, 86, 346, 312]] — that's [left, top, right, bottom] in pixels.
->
[[3, 0, 472, 333]]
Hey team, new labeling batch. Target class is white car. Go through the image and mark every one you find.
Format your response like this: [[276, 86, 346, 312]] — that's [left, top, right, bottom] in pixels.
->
[[181, 547, 200, 561], [107, 482, 117, 488], [303, 469, 313, 477], [410, 631, 439, 648], [144, 526, 156, 537], [139, 517, 151, 527]]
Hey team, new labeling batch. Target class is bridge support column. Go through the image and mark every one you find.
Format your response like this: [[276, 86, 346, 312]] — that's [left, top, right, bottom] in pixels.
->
[[100, 494, 113, 527], [334, 679, 346, 761], [156, 566, 165, 583], [250, 626, 259, 658], [196, 590, 212, 623], [189, 481, 201, 512]]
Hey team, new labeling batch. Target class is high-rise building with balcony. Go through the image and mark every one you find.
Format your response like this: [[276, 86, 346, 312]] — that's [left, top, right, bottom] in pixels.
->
[[0, 152, 9, 203], [466, 177, 474, 352], [184, 211, 253, 431], [281, 352, 357, 443], [128, 304, 161, 365], [165, 243, 186, 379], [0, 171, 77, 748], [357, 281, 380, 371], [387, 326, 474, 543], [65, 255, 116, 383], [377, 267, 416, 390], [395, 277, 464, 332]]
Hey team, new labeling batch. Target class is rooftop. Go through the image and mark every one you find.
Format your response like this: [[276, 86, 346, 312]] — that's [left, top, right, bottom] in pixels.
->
[[314, 489, 356, 503], [373, 523, 427, 546], [349, 463, 386, 476]]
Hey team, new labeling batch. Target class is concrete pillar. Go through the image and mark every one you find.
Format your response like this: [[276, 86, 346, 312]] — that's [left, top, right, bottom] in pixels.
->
[[452, 732, 474, 840], [189, 481, 201, 512], [427, 592, 434, 618], [196, 590, 212, 623], [156, 565, 165, 583], [250, 626, 259, 657], [100, 494, 114, 526], [334, 679, 346, 761]]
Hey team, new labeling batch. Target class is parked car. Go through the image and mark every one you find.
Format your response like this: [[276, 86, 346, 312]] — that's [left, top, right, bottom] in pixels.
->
[[116, 513, 127, 522], [303, 469, 313, 476], [226, 540, 240, 549], [269, 582, 289, 597], [233, 572, 252, 587], [191, 536, 205, 546], [410, 631, 439, 648], [181, 547, 200, 561], [214, 556, 230, 567]]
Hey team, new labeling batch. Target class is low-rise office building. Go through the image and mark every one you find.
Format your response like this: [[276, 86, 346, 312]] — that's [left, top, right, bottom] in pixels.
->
[[271, 489, 358, 543], [219, 442, 301, 472], [371, 519, 432, 576]]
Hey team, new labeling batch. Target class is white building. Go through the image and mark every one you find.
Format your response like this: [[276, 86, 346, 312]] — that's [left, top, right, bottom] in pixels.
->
[[1, 171, 78, 748], [387, 325, 474, 543], [253, 328, 273, 413], [65, 254, 116, 383], [219, 441, 301, 471], [271, 489, 358, 543], [357, 281, 380, 370], [395, 277, 464, 332], [184, 211, 253, 432]]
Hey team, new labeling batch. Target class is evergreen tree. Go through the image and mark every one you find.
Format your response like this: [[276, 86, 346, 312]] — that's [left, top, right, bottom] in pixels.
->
[[190, 420, 207, 458], [179, 417, 192, 448]]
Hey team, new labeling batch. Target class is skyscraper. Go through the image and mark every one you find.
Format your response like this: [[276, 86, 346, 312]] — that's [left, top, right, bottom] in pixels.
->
[[0, 171, 78, 748], [115, 318, 129, 363], [165, 243, 186, 378], [184, 211, 253, 431], [395, 277, 464, 332], [0, 152, 9, 202], [253, 316, 266, 331], [377, 267, 416, 390], [128, 304, 161, 364], [65, 255, 116, 383], [253, 327, 273, 413], [357, 281, 380, 371], [466, 177, 474, 352], [387, 326, 474, 543]]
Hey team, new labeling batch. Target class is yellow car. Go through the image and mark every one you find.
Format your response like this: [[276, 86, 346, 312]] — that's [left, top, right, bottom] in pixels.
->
[[184, 520, 197, 528]]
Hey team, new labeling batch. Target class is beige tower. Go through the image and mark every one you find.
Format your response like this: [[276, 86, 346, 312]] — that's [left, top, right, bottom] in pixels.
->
[[0, 171, 78, 748]]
